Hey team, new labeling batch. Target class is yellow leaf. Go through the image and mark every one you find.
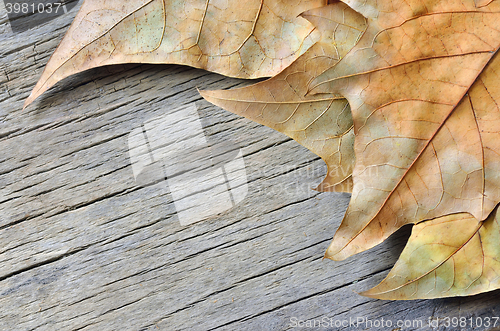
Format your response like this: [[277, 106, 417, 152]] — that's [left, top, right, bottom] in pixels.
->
[[362, 208, 500, 300]]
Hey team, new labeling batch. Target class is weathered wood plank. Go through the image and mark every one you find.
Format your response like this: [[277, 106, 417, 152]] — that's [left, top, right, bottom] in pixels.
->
[[1, 2, 500, 331]]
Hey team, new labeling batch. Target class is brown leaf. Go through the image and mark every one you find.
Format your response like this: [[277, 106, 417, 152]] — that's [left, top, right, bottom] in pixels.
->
[[201, 2, 367, 192], [361, 208, 500, 300], [308, 0, 500, 261], [25, 0, 326, 108]]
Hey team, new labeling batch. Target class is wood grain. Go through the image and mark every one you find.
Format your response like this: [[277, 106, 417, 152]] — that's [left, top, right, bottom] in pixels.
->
[[1, 1, 499, 330]]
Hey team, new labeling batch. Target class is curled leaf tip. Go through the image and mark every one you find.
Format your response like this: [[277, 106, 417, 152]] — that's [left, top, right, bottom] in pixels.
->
[[323, 246, 347, 261]]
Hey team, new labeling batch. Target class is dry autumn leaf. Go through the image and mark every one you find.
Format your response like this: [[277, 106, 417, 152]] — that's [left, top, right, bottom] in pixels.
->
[[201, 2, 367, 192], [24, 0, 500, 301], [24, 0, 327, 108], [362, 208, 500, 300], [307, 0, 500, 264]]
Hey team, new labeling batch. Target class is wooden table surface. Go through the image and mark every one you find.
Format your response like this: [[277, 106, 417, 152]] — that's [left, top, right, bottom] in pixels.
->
[[1, 1, 499, 330]]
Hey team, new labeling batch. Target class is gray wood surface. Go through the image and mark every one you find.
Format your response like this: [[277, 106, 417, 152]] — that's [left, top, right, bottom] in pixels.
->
[[1, 1, 500, 330]]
